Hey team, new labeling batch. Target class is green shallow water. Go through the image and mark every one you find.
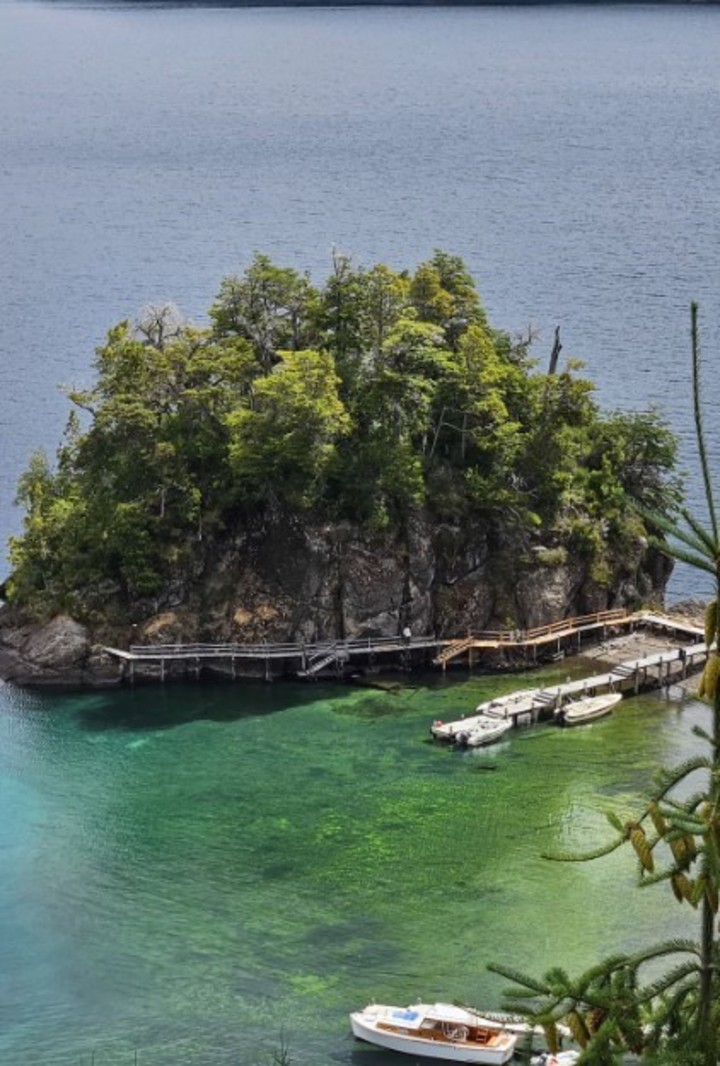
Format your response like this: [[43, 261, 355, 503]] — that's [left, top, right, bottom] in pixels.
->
[[0, 667, 707, 1065]]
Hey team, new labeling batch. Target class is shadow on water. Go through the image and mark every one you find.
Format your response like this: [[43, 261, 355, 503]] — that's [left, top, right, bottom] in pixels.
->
[[70, 679, 341, 733]]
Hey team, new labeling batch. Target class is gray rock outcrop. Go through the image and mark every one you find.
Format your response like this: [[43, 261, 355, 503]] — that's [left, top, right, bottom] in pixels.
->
[[0, 508, 671, 685]]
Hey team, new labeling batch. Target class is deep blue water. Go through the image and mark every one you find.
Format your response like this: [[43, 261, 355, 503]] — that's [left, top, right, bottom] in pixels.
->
[[1, 1, 720, 598]]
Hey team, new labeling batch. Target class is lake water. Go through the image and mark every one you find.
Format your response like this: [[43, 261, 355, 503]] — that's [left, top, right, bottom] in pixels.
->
[[1, 1, 720, 598], [2, 5, 720, 1062], [0, 667, 708, 1065]]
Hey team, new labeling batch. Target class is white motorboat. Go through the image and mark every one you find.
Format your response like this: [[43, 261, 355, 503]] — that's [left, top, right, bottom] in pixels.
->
[[431, 689, 539, 741], [481, 688, 540, 720], [454, 716, 513, 749], [555, 691, 622, 727], [350, 1002, 517, 1064]]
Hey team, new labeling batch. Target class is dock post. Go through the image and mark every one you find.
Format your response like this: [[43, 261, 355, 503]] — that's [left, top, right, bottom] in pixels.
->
[[160, 658, 165, 683], [232, 656, 236, 680], [129, 661, 134, 684], [195, 656, 200, 680]]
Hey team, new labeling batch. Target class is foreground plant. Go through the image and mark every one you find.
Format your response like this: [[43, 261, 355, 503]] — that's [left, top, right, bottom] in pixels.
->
[[490, 303, 720, 1064]]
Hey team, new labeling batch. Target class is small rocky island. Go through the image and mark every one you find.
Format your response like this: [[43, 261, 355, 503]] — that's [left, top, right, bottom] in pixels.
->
[[0, 253, 678, 685]]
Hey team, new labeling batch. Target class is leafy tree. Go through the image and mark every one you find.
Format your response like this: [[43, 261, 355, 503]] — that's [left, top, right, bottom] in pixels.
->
[[5, 251, 681, 623], [315, 250, 370, 394], [210, 253, 317, 370], [362, 263, 410, 356], [226, 348, 350, 509]]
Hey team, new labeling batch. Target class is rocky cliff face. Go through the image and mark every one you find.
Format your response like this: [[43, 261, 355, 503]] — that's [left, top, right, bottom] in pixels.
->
[[0, 510, 671, 686]]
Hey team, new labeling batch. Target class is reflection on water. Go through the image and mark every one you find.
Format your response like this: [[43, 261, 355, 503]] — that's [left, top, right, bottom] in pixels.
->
[[0, 669, 707, 1063]]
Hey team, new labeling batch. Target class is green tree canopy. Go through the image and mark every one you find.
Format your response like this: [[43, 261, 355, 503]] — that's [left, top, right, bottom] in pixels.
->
[[6, 252, 680, 619]]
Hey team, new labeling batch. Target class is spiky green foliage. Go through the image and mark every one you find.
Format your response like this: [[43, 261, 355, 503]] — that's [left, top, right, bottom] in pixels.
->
[[489, 305, 720, 1063]]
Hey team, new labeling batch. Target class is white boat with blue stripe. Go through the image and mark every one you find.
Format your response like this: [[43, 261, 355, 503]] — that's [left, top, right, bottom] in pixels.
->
[[350, 1002, 517, 1063]]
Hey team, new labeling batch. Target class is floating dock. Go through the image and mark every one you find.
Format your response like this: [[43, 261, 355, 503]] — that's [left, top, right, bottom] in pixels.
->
[[433, 637, 710, 737]]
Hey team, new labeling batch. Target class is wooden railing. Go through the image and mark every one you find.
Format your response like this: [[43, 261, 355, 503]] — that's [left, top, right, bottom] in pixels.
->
[[127, 633, 440, 660], [523, 608, 629, 642], [432, 609, 632, 666]]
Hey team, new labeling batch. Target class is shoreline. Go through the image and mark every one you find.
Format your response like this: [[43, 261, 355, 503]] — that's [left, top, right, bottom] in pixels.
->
[[0, 603, 707, 690]]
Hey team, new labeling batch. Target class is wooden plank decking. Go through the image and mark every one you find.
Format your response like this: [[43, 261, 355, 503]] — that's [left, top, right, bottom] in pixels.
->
[[433, 638, 710, 737], [102, 609, 706, 683]]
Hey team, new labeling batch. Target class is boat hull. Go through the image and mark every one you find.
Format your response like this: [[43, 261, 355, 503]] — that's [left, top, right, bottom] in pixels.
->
[[457, 719, 513, 748], [350, 1008, 516, 1064], [431, 689, 539, 740], [557, 692, 622, 727]]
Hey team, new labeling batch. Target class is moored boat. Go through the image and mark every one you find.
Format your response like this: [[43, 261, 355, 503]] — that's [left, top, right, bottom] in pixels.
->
[[350, 1002, 517, 1064], [454, 716, 513, 749], [554, 691, 622, 727], [481, 688, 540, 720], [431, 689, 540, 741]]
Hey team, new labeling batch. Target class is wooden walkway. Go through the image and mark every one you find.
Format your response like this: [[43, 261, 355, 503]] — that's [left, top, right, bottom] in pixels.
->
[[102, 609, 705, 683], [104, 634, 442, 682], [433, 609, 703, 669]]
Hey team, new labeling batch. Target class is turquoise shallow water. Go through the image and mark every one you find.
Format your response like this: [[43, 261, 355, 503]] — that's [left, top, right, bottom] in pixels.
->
[[0, 666, 707, 1065]]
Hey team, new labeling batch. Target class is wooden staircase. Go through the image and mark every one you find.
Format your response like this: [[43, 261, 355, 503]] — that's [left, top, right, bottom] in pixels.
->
[[433, 636, 475, 667], [297, 646, 350, 679]]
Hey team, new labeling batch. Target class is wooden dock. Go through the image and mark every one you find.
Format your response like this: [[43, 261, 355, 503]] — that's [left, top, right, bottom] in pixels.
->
[[102, 609, 706, 684], [433, 609, 703, 670], [104, 634, 442, 683], [434, 636, 710, 737]]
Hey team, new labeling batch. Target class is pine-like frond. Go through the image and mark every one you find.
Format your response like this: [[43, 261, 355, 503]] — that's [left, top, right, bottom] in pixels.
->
[[661, 790, 710, 815], [543, 836, 624, 863], [642, 513, 718, 564], [691, 301, 720, 547], [648, 539, 718, 576], [638, 507, 714, 556], [575, 1014, 624, 1064], [577, 954, 634, 987], [654, 757, 713, 798], [680, 507, 720, 559], [665, 815, 709, 836], [638, 864, 691, 889], [605, 810, 625, 832], [626, 938, 700, 969], [635, 963, 700, 1005], [644, 979, 698, 1046], [486, 962, 551, 995], [691, 724, 719, 747]]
